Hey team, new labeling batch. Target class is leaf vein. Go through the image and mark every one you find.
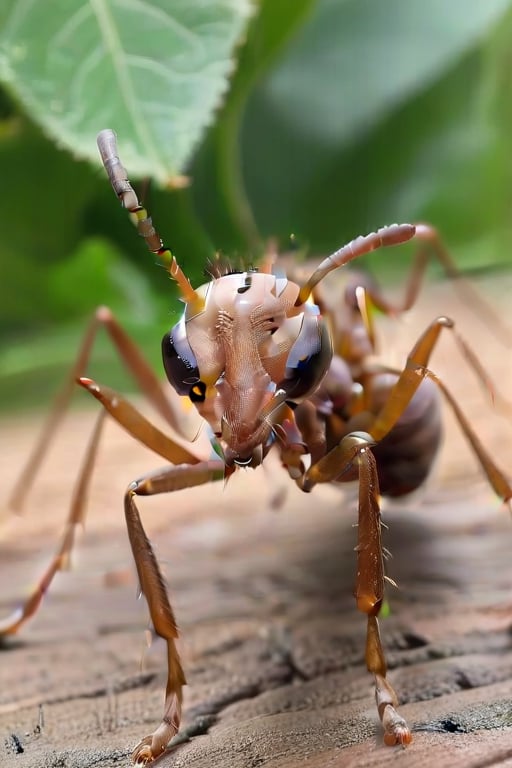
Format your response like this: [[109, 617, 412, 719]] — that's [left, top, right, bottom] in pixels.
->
[[89, 0, 163, 174]]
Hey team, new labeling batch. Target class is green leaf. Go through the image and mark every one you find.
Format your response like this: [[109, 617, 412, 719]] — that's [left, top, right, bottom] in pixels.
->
[[240, 0, 512, 254], [0, 0, 253, 183], [261, 0, 512, 147]]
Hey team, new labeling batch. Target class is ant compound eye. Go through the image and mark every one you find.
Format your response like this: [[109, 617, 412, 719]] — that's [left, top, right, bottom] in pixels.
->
[[278, 307, 332, 402], [161, 316, 201, 396]]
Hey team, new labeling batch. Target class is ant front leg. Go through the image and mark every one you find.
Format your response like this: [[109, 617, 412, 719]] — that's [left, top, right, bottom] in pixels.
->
[[300, 433, 412, 745], [40, 374, 224, 764], [122, 461, 224, 764], [356, 447, 412, 746]]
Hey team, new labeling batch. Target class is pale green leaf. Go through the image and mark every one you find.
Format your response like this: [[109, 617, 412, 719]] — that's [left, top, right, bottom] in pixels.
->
[[0, 0, 253, 182]]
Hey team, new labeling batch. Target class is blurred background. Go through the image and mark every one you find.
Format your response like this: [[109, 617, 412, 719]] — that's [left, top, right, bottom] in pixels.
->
[[1, 0, 512, 410]]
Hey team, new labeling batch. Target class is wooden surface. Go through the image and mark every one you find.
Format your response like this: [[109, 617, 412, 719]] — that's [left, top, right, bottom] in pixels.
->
[[1, 275, 512, 768]]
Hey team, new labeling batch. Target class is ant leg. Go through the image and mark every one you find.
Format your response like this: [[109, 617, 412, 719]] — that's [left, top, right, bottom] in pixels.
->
[[8, 306, 198, 516], [354, 224, 462, 317], [300, 318, 511, 745], [78, 378, 200, 466], [368, 316, 512, 505], [356, 448, 412, 746], [304, 315, 511, 501], [0, 410, 107, 635], [356, 223, 511, 347], [302, 433, 412, 745], [0, 377, 202, 637], [124, 461, 224, 765], [413, 224, 512, 346]]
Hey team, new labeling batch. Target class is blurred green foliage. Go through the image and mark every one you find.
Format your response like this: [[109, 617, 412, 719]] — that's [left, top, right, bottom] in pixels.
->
[[1, 0, 512, 410]]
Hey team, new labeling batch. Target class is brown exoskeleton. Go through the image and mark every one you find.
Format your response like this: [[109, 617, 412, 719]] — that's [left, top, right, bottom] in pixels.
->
[[2, 129, 511, 764]]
